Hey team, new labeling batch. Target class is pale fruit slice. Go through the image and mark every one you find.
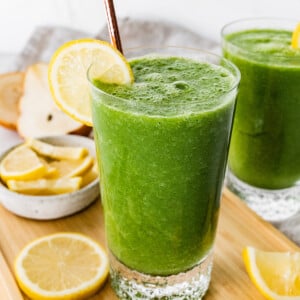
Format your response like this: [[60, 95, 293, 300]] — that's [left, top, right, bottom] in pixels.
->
[[292, 23, 300, 49], [243, 246, 300, 299], [81, 160, 99, 187], [14, 232, 109, 299], [17, 63, 90, 138], [7, 177, 82, 195], [0, 145, 46, 182], [39, 157, 58, 177], [0, 71, 24, 129], [27, 138, 88, 160], [48, 155, 93, 178], [48, 39, 134, 126]]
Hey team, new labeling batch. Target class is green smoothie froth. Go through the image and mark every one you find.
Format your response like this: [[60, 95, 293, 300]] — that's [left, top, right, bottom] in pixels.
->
[[94, 56, 236, 116]]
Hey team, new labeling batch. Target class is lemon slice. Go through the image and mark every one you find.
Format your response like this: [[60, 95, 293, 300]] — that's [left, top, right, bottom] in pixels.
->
[[0, 145, 47, 182], [14, 232, 109, 299], [7, 177, 82, 195], [292, 23, 300, 49], [48, 155, 94, 178], [48, 39, 134, 126], [81, 160, 99, 187], [243, 246, 300, 299], [27, 138, 88, 160], [39, 157, 58, 177]]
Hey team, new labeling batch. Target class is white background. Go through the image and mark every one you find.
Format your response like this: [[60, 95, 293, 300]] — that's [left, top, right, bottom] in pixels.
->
[[1, 0, 300, 54]]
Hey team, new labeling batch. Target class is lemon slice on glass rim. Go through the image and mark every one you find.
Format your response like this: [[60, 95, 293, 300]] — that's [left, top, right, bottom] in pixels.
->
[[14, 232, 109, 299], [291, 22, 300, 49], [48, 38, 134, 126], [243, 246, 300, 300]]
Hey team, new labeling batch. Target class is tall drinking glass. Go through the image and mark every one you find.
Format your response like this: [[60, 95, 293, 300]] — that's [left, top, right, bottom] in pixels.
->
[[89, 47, 239, 299], [222, 18, 300, 222]]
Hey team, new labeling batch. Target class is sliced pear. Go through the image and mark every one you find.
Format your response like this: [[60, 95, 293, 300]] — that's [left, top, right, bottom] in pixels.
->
[[17, 63, 90, 138], [0, 71, 24, 129]]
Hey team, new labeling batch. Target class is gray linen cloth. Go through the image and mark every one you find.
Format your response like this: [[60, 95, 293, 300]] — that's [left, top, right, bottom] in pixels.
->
[[10, 18, 300, 246]]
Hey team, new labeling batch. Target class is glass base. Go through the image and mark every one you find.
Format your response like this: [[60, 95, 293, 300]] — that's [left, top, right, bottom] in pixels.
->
[[226, 170, 300, 223], [109, 251, 213, 299]]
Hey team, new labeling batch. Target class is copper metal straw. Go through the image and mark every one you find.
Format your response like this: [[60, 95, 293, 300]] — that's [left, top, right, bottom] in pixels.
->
[[104, 0, 123, 54]]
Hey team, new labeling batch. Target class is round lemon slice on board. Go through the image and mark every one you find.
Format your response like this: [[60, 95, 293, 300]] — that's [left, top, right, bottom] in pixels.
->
[[48, 39, 134, 126], [14, 232, 109, 300], [292, 23, 300, 49], [243, 246, 300, 300]]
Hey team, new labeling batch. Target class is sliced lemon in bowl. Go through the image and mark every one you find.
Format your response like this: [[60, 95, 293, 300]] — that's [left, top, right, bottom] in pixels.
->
[[48, 39, 134, 126], [0, 145, 47, 182], [7, 177, 82, 195], [48, 155, 94, 179], [292, 23, 300, 49], [14, 232, 109, 300], [27, 138, 88, 160], [81, 160, 99, 187], [243, 246, 300, 299]]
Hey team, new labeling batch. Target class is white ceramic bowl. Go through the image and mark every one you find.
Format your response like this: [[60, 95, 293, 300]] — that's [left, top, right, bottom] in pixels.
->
[[0, 135, 100, 220]]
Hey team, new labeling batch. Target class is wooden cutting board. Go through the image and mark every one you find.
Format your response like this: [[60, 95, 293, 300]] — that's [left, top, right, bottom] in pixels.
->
[[0, 188, 298, 299]]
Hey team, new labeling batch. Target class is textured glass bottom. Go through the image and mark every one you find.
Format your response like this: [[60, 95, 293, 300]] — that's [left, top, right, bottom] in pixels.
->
[[109, 251, 213, 299], [226, 170, 300, 223]]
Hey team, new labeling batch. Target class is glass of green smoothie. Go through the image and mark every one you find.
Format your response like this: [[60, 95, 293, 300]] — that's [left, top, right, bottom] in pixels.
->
[[222, 18, 300, 222], [88, 47, 240, 299]]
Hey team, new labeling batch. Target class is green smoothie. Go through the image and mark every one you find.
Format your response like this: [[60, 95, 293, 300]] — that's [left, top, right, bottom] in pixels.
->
[[223, 29, 300, 189], [91, 56, 238, 276]]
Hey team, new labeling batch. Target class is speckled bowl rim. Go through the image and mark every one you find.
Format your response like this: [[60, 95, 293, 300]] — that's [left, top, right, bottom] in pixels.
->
[[0, 135, 100, 220]]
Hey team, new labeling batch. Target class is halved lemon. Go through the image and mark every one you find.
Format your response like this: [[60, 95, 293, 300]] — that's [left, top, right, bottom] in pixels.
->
[[14, 232, 109, 299], [292, 23, 300, 49], [243, 246, 300, 299], [48, 39, 134, 126], [0, 145, 47, 182]]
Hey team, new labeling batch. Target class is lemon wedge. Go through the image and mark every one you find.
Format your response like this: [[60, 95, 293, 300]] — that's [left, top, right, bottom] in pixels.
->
[[14, 233, 109, 299], [81, 160, 99, 187], [292, 23, 300, 49], [27, 138, 88, 160], [0, 145, 47, 182], [48, 155, 93, 178], [7, 177, 82, 195], [243, 246, 300, 299], [48, 39, 134, 126]]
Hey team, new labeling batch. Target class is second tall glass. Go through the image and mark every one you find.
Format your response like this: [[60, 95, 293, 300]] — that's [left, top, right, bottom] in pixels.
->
[[222, 18, 300, 222]]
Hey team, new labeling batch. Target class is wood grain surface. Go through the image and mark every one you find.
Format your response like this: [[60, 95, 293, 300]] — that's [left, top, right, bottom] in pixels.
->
[[0, 188, 298, 299]]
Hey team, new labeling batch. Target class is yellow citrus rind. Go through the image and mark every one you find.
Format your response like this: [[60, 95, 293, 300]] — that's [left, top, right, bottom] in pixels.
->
[[243, 246, 300, 300], [14, 232, 109, 300], [0, 145, 47, 182], [291, 23, 300, 49], [48, 39, 134, 126]]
